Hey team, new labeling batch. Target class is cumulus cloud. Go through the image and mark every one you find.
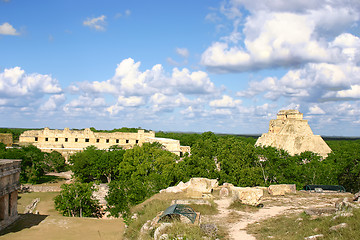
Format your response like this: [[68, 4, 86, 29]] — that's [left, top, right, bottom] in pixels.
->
[[0, 66, 64, 121], [201, 0, 360, 72], [63, 95, 107, 116], [39, 94, 66, 111], [67, 58, 221, 119], [239, 62, 360, 102], [0, 22, 19, 35], [74, 58, 217, 97], [0, 67, 62, 99], [209, 95, 241, 108], [83, 15, 107, 31], [309, 105, 325, 115]]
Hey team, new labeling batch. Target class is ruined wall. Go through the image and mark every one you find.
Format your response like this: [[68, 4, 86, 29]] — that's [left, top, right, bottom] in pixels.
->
[[0, 159, 21, 231], [0, 134, 12, 147], [19, 128, 191, 157], [256, 110, 332, 158]]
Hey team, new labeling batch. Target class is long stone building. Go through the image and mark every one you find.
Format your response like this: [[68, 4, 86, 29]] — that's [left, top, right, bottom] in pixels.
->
[[0, 159, 21, 231], [19, 128, 190, 158], [255, 110, 332, 158]]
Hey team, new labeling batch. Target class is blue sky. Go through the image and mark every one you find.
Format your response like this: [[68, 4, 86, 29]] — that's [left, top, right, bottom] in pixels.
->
[[1, 0, 360, 136]]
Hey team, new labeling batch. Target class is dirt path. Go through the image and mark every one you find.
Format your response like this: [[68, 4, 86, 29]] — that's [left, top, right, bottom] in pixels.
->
[[214, 198, 290, 240]]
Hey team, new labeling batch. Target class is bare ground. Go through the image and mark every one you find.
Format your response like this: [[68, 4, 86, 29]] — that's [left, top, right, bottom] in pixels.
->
[[210, 191, 352, 240]]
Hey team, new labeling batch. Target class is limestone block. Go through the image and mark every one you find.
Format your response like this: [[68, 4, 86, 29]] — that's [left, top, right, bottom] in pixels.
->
[[186, 178, 218, 195], [231, 187, 263, 206], [154, 223, 172, 240], [219, 187, 229, 198], [268, 184, 296, 196], [329, 223, 348, 231], [159, 181, 188, 193]]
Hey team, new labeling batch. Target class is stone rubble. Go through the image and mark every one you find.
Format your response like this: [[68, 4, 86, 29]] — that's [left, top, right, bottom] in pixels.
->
[[268, 184, 296, 196], [24, 198, 40, 214]]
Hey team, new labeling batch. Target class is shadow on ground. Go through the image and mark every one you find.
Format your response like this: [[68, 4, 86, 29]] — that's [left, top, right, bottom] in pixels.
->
[[0, 213, 48, 236]]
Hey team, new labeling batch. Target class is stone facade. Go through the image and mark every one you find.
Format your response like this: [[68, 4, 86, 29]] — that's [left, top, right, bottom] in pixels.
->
[[255, 110, 332, 158], [19, 128, 190, 157], [0, 134, 12, 147], [0, 159, 21, 231]]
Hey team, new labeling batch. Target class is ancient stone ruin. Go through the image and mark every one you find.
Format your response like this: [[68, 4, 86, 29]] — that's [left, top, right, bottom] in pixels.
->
[[19, 128, 190, 159], [0, 159, 21, 230], [255, 109, 332, 158]]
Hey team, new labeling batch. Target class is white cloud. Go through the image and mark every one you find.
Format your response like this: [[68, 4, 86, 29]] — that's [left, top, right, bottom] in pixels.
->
[[201, 0, 360, 72], [336, 85, 360, 99], [170, 68, 216, 94], [176, 48, 189, 58], [211, 108, 232, 115], [0, 67, 62, 98], [125, 9, 131, 16], [239, 62, 360, 102], [209, 95, 241, 108], [40, 94, 66, 111], [83, 15, 107, 31], [309, 105, 325, 115], [115, 9, 131, 18], [116, 96, 144, 107], [75, 58, 217, 96], [0, 22, 19, 35], [63, 95, 107, 116]]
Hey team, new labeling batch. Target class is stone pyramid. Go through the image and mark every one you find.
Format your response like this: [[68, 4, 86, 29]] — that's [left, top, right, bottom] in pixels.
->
[[255, 110, 332, 158]]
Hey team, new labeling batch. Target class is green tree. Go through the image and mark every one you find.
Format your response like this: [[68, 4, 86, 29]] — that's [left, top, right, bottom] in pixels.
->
[[106, 142, 179, 217], [54, 182, 101, 217], [69, 145, 125, 183], [44, 151, 67, 172]]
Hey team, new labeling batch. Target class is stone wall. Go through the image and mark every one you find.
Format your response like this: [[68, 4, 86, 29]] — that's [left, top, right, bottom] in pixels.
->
[[19, 128, 191, 158], [256, 110, 332, 158], [0, 159, 21, 231], [0, 134, 12, 147]]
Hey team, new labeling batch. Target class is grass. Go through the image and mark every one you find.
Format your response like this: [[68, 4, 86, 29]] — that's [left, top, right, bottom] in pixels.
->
[[124, 192, 224, 240], [228, 200, 261, 212], [247, 208, 360, 240], [34, 175, 66, 185], [188, 200, 218, 215], [166, 222, 212, 240], [0, 191, 125, 240], [17, 192, 60, 215]]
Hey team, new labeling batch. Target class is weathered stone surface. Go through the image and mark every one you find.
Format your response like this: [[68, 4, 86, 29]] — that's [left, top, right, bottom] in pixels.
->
[[304, 234, 324, 239], [186, 178, 218, 194], [24, 198, 40, 214], [19, 128, 190, 158], [268, 184, 296, 196], [160, 181, 188, 193], [154, 223, 172, 240], [140, 220, 153, 234], [171, 199, 211, 206], [353, 191, 360, 202], [335, 197, 359, 211], [0, 159, 21, 231], [160, 178, 218, 196], [304, 207, 336, 216], [231, 187, 263, 206], [92, 184, 109, 206], [219, 187, 229, 198], [255, 110, 332, 158], [200, 223, 218, 237], [20, 184, 61, 192], [329, 223, 348, 231]]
